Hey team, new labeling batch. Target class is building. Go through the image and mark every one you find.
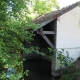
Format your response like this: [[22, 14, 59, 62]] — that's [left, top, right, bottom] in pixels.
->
[[24, 1, 80, 76]]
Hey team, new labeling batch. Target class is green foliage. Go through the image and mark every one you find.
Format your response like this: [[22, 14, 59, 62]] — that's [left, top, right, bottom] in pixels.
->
[[48, 48, 57, 54], [61, 64, 80, 80], [33, 0, 59, 15], [57, 49, 80, 80], [22, 0, 60, 18], [57, 49, 73, 69], [0, 0, 59, 79], [48, 48, 80, 80]]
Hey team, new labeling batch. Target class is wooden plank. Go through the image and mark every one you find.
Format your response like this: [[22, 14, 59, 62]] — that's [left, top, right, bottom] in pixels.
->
[[37, 29, 55, 35], [43, 31, 55, 34], [34, 18, 53, 32], [40, 34, 54, 49]]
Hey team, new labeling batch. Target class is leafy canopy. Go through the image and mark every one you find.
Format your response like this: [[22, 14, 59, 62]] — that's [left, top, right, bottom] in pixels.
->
[[0, 0, 59, 80]]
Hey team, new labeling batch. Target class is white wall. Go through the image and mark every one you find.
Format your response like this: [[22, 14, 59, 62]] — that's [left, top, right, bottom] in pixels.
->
[[56, 6, 80, 70]]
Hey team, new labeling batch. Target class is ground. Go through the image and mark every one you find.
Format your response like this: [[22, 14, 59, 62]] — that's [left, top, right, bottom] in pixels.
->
[[61, 58, 80, 80], [24, 58, 80, 80], [73, 58, 80, 80]]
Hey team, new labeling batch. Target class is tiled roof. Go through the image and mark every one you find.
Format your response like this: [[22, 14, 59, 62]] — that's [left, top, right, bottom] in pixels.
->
[[33, 10, 60, 24], [33, 1, 79, 26]]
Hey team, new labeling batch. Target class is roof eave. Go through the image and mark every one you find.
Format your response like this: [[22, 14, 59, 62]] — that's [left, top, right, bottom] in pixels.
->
[[34, 1, 79, 32], [34, 18, 54, 32]]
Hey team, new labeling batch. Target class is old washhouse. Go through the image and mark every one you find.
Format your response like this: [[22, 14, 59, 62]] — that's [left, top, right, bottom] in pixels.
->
[[24, 1, 80, 76]]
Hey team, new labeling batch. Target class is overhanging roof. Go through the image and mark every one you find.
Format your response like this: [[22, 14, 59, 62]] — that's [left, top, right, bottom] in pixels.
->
[[33, 1, 80, 31]]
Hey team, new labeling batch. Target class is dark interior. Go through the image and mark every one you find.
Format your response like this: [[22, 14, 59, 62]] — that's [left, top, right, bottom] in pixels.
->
[[24, 59, 51, 80], [24, 19, 57, 59], [24, 19, 58, 80]]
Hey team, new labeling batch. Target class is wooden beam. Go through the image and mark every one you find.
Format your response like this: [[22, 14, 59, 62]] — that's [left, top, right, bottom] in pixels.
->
[[42, 31, 55, 34], [34, 18, 53, 32], [37, 30, 55, 35], [40, 34, 54, 49]]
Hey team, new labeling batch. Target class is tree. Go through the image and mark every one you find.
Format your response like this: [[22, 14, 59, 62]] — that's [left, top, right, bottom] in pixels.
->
[[0, 0, 59, 80]]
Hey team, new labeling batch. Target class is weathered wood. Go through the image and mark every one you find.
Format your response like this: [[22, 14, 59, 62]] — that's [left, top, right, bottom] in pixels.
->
[[37, 28, 55, 35], [53, 19, 57, 48], [34, 2, 79, 32], [34, 18, 53, 32], [40, 34, 54, 49], [42, 31, 55, 34]]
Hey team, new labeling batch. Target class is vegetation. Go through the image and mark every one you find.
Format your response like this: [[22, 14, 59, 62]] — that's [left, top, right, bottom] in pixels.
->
[[49, 48, 80, 80], [1, 0, 80, 80], [0, 0, 59, 80], [57, 49, 80, 80]]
